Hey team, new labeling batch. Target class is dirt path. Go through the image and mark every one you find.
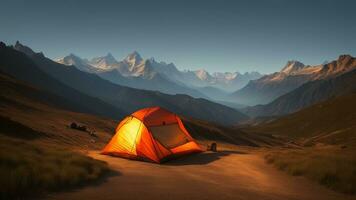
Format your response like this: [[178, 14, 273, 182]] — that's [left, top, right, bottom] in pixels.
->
[[46, 149, 355, 200]]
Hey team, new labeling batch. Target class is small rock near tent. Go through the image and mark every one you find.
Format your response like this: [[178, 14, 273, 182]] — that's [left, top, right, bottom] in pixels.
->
[[102, 107, 203, 163]]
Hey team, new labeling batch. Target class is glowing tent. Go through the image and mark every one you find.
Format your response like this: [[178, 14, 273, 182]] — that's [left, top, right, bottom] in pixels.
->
[[102, 107, 202, 163]]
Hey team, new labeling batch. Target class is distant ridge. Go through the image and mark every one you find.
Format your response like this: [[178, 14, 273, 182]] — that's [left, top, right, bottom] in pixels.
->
[[57, 51, 262, 100], [231, 55, 356, 106], [243, 57, 356, 117]]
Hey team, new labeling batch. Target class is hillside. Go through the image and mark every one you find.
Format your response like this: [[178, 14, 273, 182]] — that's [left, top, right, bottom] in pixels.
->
[[246, 93, 356, 146], [0, 73, 117, 148], [182, 118, 283, 147], [244, 69, 356, 117], [0, 71, 118, 199], [0, 43, 125, 120]]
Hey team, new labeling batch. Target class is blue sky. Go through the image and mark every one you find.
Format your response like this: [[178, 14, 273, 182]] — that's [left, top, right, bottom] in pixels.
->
[[1, 0, 355, 73]]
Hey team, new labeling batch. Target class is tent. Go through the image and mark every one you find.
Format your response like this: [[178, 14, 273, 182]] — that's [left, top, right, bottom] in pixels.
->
[[102, 107, 202, 163]]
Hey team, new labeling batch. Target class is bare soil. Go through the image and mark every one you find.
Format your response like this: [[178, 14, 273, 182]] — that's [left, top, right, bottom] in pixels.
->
[[45, 146, 355, 200]]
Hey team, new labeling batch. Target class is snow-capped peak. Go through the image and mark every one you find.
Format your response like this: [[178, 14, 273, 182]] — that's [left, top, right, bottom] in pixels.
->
[[89, 53, 119, 70], [57, 53, 83, 65], [195, 69, 211, 80], [280, 60, 305, 74], [268, 60, 324, 82], [124, 51, 143, 67]]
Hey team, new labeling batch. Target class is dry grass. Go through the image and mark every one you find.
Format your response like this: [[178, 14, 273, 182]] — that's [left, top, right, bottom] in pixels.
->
[[265, 146, 356, 194], [247, 93, 356, 146], [0, 137, 110, 199]]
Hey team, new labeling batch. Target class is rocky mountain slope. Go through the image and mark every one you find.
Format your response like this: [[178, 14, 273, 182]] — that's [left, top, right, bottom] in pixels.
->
[[243, 67, 356, 117], [231, 56, 356, 106]]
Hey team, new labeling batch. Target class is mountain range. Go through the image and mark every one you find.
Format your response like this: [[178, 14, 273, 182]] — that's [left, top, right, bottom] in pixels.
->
[[57, 51, 262, 101], [3, 41, 355, 124], [231, 55, 356, 106], [1, 41, 248, 125], [241, 55, 356, 117]]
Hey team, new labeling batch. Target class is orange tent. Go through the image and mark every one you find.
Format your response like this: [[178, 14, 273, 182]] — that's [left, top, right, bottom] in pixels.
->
[[102, 107, 202, 163]]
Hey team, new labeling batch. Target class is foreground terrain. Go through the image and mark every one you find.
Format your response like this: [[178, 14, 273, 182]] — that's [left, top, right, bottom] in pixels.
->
[[46, 147, 355, 200]]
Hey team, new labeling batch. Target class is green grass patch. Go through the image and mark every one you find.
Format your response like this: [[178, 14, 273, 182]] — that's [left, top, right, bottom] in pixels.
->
[[265, 147, 356, 194], [0, 137, 110, 199]]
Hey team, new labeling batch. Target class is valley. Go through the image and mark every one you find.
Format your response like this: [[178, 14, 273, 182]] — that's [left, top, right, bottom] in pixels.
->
[[0, 41, 355, 199], [1, 1, 355, 199]]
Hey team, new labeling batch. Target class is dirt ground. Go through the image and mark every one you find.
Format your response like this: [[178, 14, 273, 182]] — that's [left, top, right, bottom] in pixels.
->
[[45, 146, 355, 200]]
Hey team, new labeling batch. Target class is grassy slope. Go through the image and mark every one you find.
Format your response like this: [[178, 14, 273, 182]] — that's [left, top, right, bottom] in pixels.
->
[[0, 135, 110, 199], [246, 93, 356, 146], [0, 74, 119, 199], [0, 72, 118, 149], [245, 93, 356, 194], [182, 118, 284, 147], [265, 146, 356, 194]]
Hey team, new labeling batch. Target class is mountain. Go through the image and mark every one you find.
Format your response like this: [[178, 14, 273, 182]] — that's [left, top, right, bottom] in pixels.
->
[[13, 40, 36, 56], [175, 70, 262, 93], [243, 67, 356, 117], [10, 41, 248, 125], [214, 71, 262, 90], [58, 52, 208, 98], [136, 60, 262, 100], [56, 54, 99, 73], [231, 56, 356, 106], [90, 53, 120, 71], [246, 92, 356, 146], [195, 69, 212, 81], [90, 51, 150, 77], [57, 52, 262, 100], [0, 70, 120, 119], [1, 42, 125, 119]]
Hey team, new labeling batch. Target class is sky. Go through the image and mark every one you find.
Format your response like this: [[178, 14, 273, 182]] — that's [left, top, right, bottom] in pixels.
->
[[0, 0, 355, 74]]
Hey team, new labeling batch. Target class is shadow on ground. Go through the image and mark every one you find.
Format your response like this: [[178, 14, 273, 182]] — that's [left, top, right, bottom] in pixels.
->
[[165, 150, 248, 166]]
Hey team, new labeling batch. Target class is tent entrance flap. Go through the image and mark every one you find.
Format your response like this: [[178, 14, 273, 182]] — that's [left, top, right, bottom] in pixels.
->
[[150, 123, 190, 149], [115, 117, 142, 154]]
